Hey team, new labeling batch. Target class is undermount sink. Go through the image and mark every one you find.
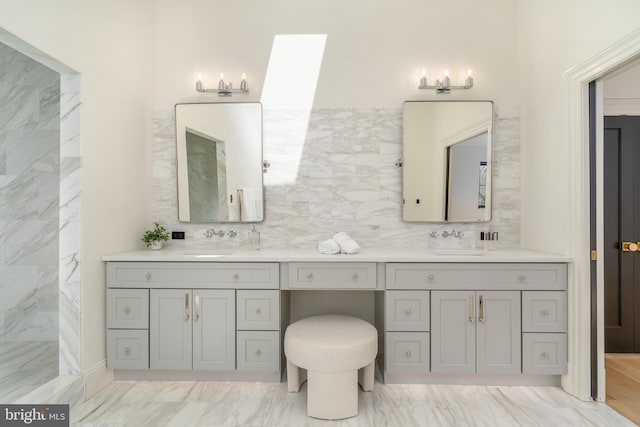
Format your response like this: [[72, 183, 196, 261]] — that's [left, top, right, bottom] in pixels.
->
[[430, 249, 484, 256], [182, 250, 234, 257]]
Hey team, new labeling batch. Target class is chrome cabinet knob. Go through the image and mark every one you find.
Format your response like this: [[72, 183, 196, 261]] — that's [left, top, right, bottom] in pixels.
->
[[352, 273, 359, 281], [519, 274, 527, 281], [307, 273, 314, 281], [124, 347, 131, 355], [255, 307, 262, 315], [427, 274, 435, 281], [541, 309, 549, 316], [405, 308, 412, 315], [405, 351, 412, 358], [145, 272, 152, 281], [233, 273, 240, 280], [542, 352, 550, 358], [255, 349, 262, 357], [123, 306, 131, 315]]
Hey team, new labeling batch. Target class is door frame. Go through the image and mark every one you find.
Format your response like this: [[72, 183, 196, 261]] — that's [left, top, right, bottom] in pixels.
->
[[565, 28, 640, 401]]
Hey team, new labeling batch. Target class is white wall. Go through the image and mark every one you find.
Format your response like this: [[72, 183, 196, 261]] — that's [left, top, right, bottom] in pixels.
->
[[517, 0, 640, 254], [603, 60, 640, 115], [0, 0, 154, 376], [154, 0, 519, 109]]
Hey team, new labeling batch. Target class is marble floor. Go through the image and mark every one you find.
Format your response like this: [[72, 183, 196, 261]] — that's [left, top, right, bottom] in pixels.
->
[[70, 379, 635, 427], [0, 341, 58, 403]]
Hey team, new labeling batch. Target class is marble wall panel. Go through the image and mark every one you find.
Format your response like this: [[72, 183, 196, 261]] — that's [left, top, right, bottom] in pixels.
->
[[0, 42, 59, 344], [152, 107, 520, 251]]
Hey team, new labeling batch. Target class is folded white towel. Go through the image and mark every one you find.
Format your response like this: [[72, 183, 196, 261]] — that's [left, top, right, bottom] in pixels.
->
[[333, 232, 360, 254], [318, 239, 341, 255]]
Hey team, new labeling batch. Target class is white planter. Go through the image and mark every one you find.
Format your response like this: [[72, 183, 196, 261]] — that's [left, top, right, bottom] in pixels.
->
[[150, 241, 163, 250]]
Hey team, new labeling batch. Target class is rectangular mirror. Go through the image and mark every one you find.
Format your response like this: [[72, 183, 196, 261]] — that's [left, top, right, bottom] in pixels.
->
[[176, 102, 264, 222], [402, 101, 493, 222]]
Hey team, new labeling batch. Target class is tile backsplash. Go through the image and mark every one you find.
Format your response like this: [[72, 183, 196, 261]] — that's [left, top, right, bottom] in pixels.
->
[[152, 107, 519, 251]]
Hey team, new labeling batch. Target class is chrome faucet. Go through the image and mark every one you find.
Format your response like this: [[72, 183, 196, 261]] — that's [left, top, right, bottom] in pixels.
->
[[204, 227, 225, 238], [442, 229, 464, 238], [204, 228, 239, 238]]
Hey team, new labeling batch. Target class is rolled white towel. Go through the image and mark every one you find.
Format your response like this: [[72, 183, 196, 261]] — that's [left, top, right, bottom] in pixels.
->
[[318, 239, 341, 255], [333, 232, 361, 254]]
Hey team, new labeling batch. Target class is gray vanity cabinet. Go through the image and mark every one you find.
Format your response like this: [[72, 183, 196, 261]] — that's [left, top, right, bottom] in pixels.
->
[[149, 289, 235, 371], [431, 290, 521, 374]]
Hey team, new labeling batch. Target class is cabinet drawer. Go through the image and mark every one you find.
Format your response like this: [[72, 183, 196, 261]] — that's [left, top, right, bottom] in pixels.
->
[[522, 333, 567, 375], [237, 331, 280, 372], [385, 291, 430, 331], [386, 263, 567, 290], [385, 332, 429, 373], [522, 291, 567, 333], [288, 262, 376, 289], [107, 262, 279, 289], [107, 329, 149, 370], [237, 290, 280, 330], [107, 289, 149, 329]]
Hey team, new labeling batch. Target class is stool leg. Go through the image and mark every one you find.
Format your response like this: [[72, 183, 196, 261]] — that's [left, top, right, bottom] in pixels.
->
[[358, 360, 375, 392], [307, 370, 358, 420], [287, 360, 306, 392]]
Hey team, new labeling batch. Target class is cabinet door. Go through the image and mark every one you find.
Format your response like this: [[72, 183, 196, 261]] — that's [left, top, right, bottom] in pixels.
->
[[431, 291, 475, 373], [476, 291, 521, 374], [193, 289, 235, 371], [150, 289, 192, 370]]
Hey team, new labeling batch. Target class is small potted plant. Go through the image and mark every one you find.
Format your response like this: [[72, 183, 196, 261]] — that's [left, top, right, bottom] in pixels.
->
[[142, 222, 170, 250]]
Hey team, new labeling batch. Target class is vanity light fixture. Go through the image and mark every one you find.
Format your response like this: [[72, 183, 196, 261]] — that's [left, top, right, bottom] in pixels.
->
[[418, 69, 474, 94], [195, 72, 249, 96]]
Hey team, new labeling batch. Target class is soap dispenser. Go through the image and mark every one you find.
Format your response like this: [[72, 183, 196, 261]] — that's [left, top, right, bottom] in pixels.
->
[[248, 226, 260, 250]]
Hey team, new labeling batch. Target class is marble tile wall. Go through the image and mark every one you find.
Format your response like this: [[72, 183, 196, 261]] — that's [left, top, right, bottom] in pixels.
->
[[152, 107, 520, 250], [0, 42, 60, 342]]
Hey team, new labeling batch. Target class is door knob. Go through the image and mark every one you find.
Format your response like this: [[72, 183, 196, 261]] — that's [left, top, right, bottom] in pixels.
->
[[621, 241, 639, 252]]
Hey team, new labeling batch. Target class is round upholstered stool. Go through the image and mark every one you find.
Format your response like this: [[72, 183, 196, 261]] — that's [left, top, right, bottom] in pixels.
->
[[284, 314, 378, 420]]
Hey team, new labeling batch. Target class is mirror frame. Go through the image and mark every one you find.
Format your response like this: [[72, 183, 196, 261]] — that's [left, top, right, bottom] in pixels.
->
[[402, 100, 494, 223], [175, 102, 264, 223]]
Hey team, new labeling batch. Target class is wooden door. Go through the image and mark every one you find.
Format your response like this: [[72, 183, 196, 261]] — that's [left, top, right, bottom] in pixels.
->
[[431, 290, 475, 373], [604, 116, 640, 352], [150, 289, 192, 370], [476, 291, 521, 374], [192, 289, 235, 371]]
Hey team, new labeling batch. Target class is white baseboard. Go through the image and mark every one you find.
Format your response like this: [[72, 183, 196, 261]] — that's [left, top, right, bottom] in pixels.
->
[[83, 360, 113, 400]]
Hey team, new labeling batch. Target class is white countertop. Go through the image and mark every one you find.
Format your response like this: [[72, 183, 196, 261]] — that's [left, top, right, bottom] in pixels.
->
[[102, 248, 571, 263]]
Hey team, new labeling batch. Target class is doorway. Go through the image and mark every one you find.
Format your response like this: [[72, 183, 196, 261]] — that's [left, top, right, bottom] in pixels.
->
[[603, 115, 640, 352], [0, 28, 83, 403], [598, 60, 640, 424]]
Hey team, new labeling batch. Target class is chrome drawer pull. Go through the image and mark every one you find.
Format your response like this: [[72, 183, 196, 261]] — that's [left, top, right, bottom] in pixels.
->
[[194, 294, 200, 321], [124, 347, 131, 355], [479, 295, 484, 323], [469, 295, 475, 323], [145, 272, 152, 281], [123, 306, 131, 315], [184, 293, 190, 321]]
